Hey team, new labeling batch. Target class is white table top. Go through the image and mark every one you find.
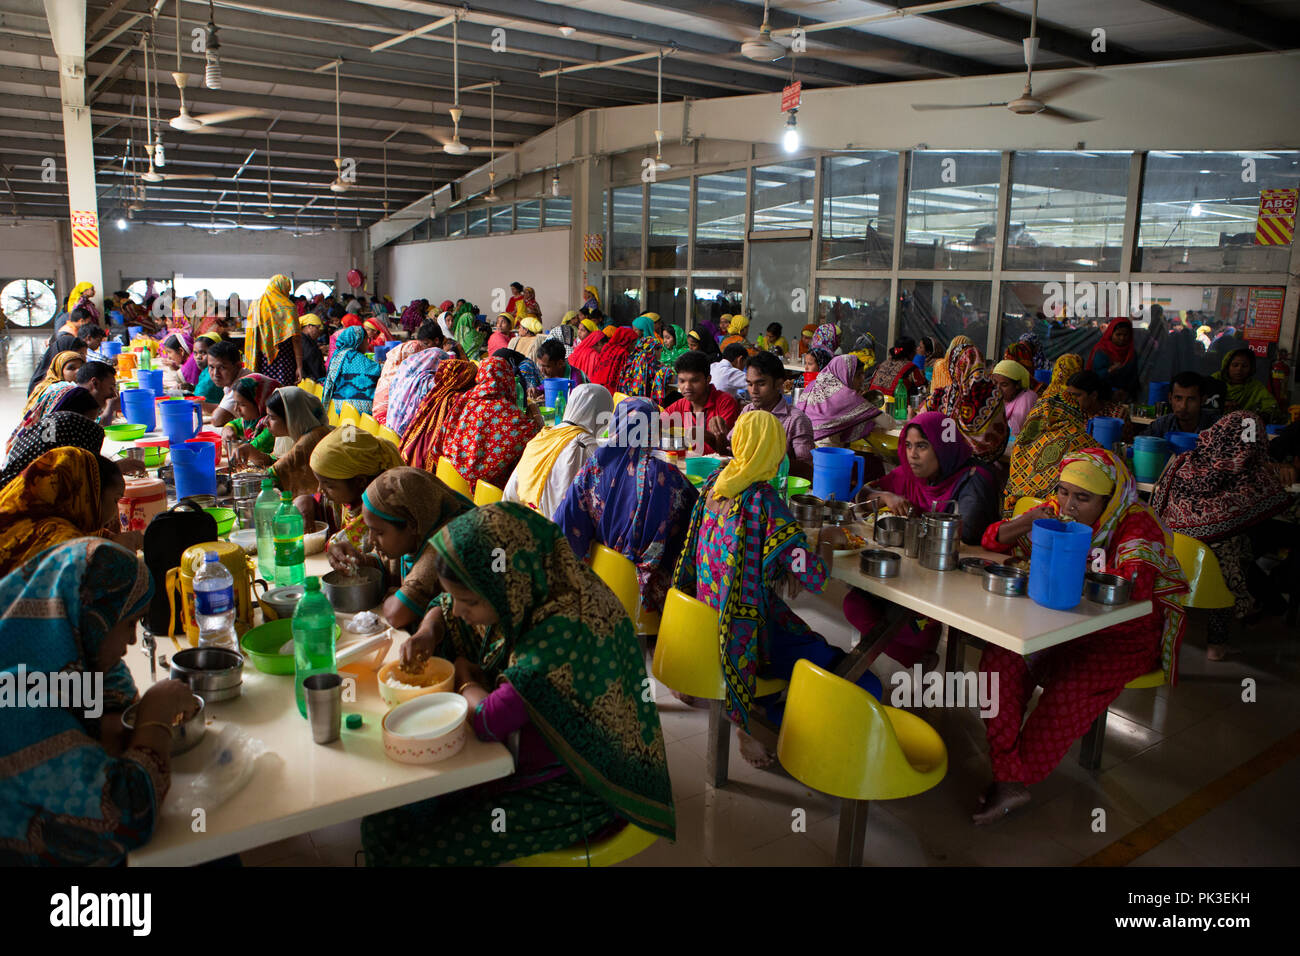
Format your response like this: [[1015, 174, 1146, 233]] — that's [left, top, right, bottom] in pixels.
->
[[126, 553, 514, 867], [830, 545, 1152, 656], [1131, 415, 1155, 426]]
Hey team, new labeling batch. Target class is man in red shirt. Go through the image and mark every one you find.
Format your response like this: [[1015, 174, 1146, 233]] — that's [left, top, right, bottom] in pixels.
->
[[663, 350, 740, 454]]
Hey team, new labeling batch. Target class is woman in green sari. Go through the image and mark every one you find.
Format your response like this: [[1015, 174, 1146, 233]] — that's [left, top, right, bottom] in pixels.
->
[[361, 503, 675, 866], [1212, 348, 1279, 419], [451, 302, 484, 359], [661, 323, 689, 366]]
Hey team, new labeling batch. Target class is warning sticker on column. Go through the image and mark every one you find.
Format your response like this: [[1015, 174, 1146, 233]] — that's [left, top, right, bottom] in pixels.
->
[[71, 210, 100, 248]]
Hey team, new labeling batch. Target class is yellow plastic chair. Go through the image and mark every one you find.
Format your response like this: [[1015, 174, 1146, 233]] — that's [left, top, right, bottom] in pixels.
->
[[652, 587, 787, 788], [513, 822, 658, 867], [376, 425, 402, 447], [299, 378, 317, 395], [1011, 495, 1045, 517], [326, 401, 340, 426], [473, 479, 504, 506], [1079, 531, 1233, 770], [435, 457, 473, 501], [777, 659, 947, 866], [611, 391, 631, 407], [339, 403, 362, 428], [359, 413, 381, 436], [588, 544, 639, 622]]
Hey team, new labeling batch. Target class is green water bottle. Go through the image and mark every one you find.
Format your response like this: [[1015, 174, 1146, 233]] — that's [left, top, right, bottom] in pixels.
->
[[555, 390, 567, 423], [254, 479, 280, 581], [893, 380, 908, 422], [776, 453, 789, 498], [292, 576, 336, 718], [272, 491, 305, 587]]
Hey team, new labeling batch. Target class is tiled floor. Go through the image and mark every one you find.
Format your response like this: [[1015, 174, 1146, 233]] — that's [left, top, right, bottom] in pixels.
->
[[6, 329, 1297, 867]]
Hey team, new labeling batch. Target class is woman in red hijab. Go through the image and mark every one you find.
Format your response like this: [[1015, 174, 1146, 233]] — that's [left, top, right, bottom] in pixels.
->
[[568, 327, 607, 381], [362, 316, 392, 350], [589, 327, 639, 391], [1086, 318, 1139, 401]]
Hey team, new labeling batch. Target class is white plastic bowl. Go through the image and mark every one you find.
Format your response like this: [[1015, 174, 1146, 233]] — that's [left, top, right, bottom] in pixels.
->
[[381, 692, 469, 765]]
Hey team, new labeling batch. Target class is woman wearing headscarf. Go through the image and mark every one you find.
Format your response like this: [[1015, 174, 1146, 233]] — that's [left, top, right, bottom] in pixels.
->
[[801, 346, 833, 388], [219, 372, 279, 450], [0, 539, 202, 866], [362, 315, 392, 350], [231, 385, 331, 477], [697, 316, 723, 347], [545, 311, 580, 357], [991, 358, 1039, 436], [310, 426, 405, 555], [844, 411, 1001, 669], [1151, 411, 1289, 660], [327, 313, 364, 361], [1000, 390, 1092, 518], [321, 325, 382, 415], [0, 448, 126, 576], [929, 335, 971, 391], [24, 350, 83, 412], [362, 503, 674, 865], [1017, 331, 1049, 373], [246, 274, 302, 385], [9, 352, 87, 455], [398, 358, 478, 469], [686, 327, 720, 359], [1086, 317, 1139, 400], [373, 329, 436, 425], [513, 286, 541, 321], [867, 338, 927, 395], [975, 449, 1188, 823], [718, 314, 751, 352], [797, 323, 818, 357], [809, 323, 840, 356], [493, 347, 543, 398], [387, 347, 454, 437], [568, 326, 607, 381], [660, 323, 688, 366], [436, 356, 542, 492], [925, 344, 1009, 464], [28, 332, 86, 395], [795, 354, 882, 446], [504, 384, 613, 516], [671, 411, 882, 767], [1212, 348, 1278, 418], [0, 411, 108, 489], [400, 299, 428, 334], [64, 281, 100, 323], [1041, 352, 1083, 402], [486, 313, 514, 356], [554, 396, 697, 616], [508, 315, 545, 362], [159, 330, 199, 389], [589, 326, 639, 392], [616, 331, 672, 404], [582, 284, 600, 312]]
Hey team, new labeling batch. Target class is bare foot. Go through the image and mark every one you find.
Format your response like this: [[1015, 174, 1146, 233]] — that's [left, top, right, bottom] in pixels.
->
[[670, 690, 710, 709], [737, 727, 777, 769], [972, 782, 1031, 825]]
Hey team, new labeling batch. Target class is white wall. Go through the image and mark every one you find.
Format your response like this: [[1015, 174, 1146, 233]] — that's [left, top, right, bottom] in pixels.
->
[[0, 219, 69, 292], [384, 229, 573, 326]]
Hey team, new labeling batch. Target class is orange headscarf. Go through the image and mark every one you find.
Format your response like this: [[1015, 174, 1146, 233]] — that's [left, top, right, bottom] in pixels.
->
[[399, 359, 479, 470], [0, 447, 106, 576]]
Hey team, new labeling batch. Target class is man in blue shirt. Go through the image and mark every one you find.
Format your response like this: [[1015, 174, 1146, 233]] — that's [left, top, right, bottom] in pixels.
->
[[1146, 371, 1219, 437]]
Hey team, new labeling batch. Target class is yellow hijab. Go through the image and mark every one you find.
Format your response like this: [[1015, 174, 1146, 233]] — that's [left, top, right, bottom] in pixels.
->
[[65, 281, 93, 314], [25, 351, 82, 413], [713, 410, 785, 499], [247, 274, 298, 371], [726, 314, 749, 335], [308, 426, 403, 480]]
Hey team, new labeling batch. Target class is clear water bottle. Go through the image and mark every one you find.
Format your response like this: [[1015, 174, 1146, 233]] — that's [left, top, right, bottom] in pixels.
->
[[273, 492, 305, 587], [254, 478, 280, 581], [293, 576, 336, 718], [194, 551, 238, 650]]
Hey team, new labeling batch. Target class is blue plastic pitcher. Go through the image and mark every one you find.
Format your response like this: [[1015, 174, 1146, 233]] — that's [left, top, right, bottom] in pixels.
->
[[811, 447, 864, 502], [120, 388, 156, 431], [159, 398, 202, 443], [104, 340, 123, 357], [1028, 518, 1092, 610], [1148, 381, 1170, 406], [138, 368, 164, 396], [128, 325, 143, 338], [1034, 368, 1052, 385], [1086, 416, 1124, 450], [542, 377, 572, 408], [171, 441, 216, 499], [1166, 430, 1198, 455], [1131, 435, 1169, 483]]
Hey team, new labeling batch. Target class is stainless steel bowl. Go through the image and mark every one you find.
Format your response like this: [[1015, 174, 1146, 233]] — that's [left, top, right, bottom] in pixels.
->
[[230, 471, 267, 500], [983, 565, 1028, 596], [874, 515, 907, 548], [1085, 572, 1132, 605], [121, 693, 206, 755], [261, 585, 306, 620], [322, 566, 385, 613], [790, 493, 825, 526], [169, 647, 244, 702], [824, 500, 857, 527], [859, 549, 901, 578], [961, 557, 995, 575]]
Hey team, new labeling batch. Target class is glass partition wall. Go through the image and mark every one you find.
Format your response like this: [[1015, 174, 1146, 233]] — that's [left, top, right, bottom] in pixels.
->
[[603, 148, 1299, 398]]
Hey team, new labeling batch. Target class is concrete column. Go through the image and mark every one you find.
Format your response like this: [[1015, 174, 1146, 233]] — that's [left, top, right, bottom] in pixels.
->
[[44, 0, 103, 304], [572, 113, 604, 312]]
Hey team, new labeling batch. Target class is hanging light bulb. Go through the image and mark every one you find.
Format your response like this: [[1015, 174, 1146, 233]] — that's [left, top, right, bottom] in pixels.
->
[[153, 133, 165, 168], [204, 2, 222, 89], [782, 109, 799, 154], [116, 217, 128, 230], [551, 173, 561, 197]]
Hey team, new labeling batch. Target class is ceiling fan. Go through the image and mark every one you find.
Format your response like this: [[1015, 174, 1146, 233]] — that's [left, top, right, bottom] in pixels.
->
[[911, 0, 1099, 123], [740, 0, 786, 61], [165, 0, 265, 131], [134, 36, 209, 184]]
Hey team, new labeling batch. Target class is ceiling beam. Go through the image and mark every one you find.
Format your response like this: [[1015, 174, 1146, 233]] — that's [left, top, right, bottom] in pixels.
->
[[1135, 0, 1300, 51]]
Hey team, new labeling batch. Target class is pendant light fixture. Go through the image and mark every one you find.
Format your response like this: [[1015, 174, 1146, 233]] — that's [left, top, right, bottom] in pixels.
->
[[444, 17, 470, 155], [204, 0, 222, 90], [653, 50, 670, 172], [141, 32, 163, 181], [329, 62, 349, 193], [263, 127, 275, 217], [550, 71, 560, 197], [485, 84, 499, 201]]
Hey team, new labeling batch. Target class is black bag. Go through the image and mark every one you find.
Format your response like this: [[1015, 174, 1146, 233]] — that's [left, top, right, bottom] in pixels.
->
[[142, 499, 219, 635]]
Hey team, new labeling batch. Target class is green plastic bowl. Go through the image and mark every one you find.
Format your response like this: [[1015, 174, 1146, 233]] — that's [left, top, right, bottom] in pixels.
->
[[785, 476, 811, 499], [240, 619, 342, 675], [204, 507, 237, 536], [686, 473, 704, 488], [105, 423, 147, 442]]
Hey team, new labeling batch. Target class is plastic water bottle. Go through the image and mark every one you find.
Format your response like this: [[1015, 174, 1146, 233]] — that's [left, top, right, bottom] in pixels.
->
[[272, 491, 305, 586], [138, 348, 151, 370], [292, 576, 336, 718], [555, 391, 567, 423], [254, 478, 280, 581], [193, 551, 238, 650], [893, 380, 908, 422]]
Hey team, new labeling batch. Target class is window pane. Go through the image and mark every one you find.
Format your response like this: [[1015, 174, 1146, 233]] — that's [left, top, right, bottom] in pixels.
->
[[646, 277, 687, 327], [610, 186, 643, 269], [1139, 151, 1300, 272], [903, 150, 1001, 270], [467, 208, 488, 236], [819, 152, 899, 270], [489, 205, 513, 233], [411, 220, 429, 242], [648, 179, 691, 269], [752, 159, 816, 232], [608, 276, 642, 325], [447, 212, 466, 238], [898, 279, 991, 353], [515, 200, 540, 230], [1005, 151, 1131, 271], [544, 196, 572, 227], [815, 279, 890, 360], [694, 170, 747, 270], [428, 216, 445, 239], [691, 277, 743, 330]]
